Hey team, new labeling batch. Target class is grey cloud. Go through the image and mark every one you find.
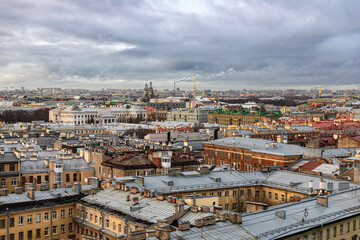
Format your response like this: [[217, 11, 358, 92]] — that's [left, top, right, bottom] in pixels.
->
[[0, 0, 359, 89]]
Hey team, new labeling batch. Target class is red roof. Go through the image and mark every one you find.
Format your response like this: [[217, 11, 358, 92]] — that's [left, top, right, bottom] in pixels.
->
[[300, 161, 322, 172]]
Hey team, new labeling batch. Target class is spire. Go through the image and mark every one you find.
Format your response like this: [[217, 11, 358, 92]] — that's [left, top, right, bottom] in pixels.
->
[[193, 74, 197, 99], [319, 84, 321, 96]]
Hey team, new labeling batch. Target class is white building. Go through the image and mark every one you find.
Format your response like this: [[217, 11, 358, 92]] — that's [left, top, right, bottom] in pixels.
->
[[49, 106, 147, 125]]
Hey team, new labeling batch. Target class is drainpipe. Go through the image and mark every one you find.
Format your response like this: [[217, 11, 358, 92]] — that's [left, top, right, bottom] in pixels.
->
[[50, 206, 54, 239], [6, 209, 10, 240]]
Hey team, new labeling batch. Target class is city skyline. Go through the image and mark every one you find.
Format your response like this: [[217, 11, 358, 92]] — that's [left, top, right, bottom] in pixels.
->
[[1, 0, 360, 90]]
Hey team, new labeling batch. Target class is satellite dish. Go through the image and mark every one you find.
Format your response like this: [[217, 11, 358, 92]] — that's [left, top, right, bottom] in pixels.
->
[[84, 178, 88, 183]]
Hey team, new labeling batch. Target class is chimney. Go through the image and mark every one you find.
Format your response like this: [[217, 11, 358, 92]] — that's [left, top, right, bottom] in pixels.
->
[[137, 176, 144, 186], [74, 182, 81, 194], [308, 180, 313, 193], [178, 221, 190, 231], [155, 225, 171, 240], [126, 195, 130, 201], [132, 197, 139, 206], [178, 203, 185, 213], [27, 187, 35, 199], [319, 177, 325, 189], [292, 195, 301, 202], [15, 187, 23, 194], [317, 196, 328, 207], [194, 218, 203, 227], [173, 204, 179, 214], [202, 215, 216, 226], [115, 181, 121, 190], [0, 189, 8, 196], [105, 179, 111, 189], [216, 211, 226, 222], [130, 186, 139, 194]]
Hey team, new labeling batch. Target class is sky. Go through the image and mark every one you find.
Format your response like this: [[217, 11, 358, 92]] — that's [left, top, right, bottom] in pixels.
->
[[0, 0, 360, 90]]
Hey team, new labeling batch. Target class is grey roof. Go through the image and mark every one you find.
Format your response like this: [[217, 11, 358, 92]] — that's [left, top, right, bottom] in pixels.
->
[[63, 158, 94, 171], [0, 185, 92, 205], [120, 169, 358, 195], [169, 220, 255, 240], [206, 137, 319, 157], [178, 211, 215, 225], [242, 188, 360, 239], [82, 187, 190, 225], [0, 152, 18, 163], [21, 160, 50, 173]]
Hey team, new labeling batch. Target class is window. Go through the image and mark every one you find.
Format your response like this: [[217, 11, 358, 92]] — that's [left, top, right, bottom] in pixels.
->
[[233, 203, 237, 210], [44, 212, 49, 221], [73, 173, 77, 181], [19, 216, 24, 225], [0, 220, 5, 229], [0, 179, 5, 187], [233, 190, 237, 196], [225, 191, 229, 197], [61, 224, 65, 233], [247, 189, 251, 196], [347, 222, 350, 232], [118, 224, 122, 233], [69, 223, 73, 232], [19, 232, 23, 240], [263, 191, 266, 198], [281, 195, 285, 202], [44, 228, 49, 237], [240, 190, 244, 196], [106, 219, 110, 228], [53, 226, 57, 235], [27, 215, 32, 224], [318, 230, 322, 240], [90, 214, 93, 222], [326, 228, 330, 240], [255, 191, 260, 198], [52, 211, 57, 219], [10, 164, 15, 171], [353, 220, 356, 231], [45, 175, 49, 182], [333, 226, 337, 237], [9, 218, 14, 227], [225, 204, 229, 210], [113, 222, 116, 231], [275, 193, 278, 201], [10, 234, 15, 240], [36, 176, 41, 184], [68, 208, 73, 217], [66, 174, 70, 182], [78, 173, 81, 181], [61, 210, 65, 218], [27, 230, 32, 240], [36, 229, 40, 238], [0, 164, 4, 172], [95, 215, 98, 224], [340, 224, 343, 235], [36, 214, 40, 223], [218, 192, 222, 197], [11, 178, 16, 186]]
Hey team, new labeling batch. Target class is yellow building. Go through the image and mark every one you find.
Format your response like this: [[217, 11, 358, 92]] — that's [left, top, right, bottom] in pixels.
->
[[0, 184, 85, 240]]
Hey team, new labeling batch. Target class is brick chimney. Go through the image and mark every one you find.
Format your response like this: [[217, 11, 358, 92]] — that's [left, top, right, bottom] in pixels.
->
[[0, 189, 8, 196], [132, 197, 139, 206], [317, 196, 328, 207], [155, 225, 171, 240], [27, 187, 35, 199], [178, 221, 190, 231], [137, 176, 144, 186]]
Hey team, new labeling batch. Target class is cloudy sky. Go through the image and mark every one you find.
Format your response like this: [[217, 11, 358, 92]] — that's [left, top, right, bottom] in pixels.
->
[[1, 0, 359, 90]]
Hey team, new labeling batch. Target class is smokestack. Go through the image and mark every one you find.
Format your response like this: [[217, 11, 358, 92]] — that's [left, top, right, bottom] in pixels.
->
[[309, 180, 313, 193]]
